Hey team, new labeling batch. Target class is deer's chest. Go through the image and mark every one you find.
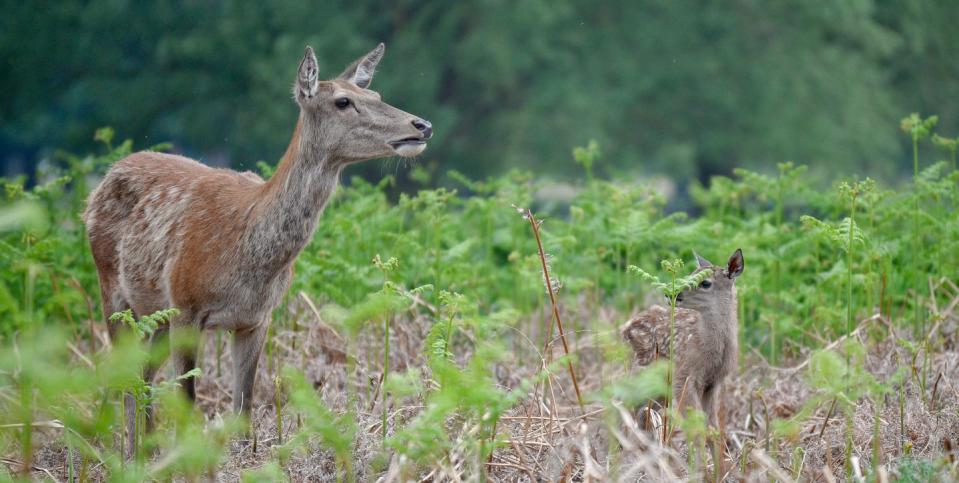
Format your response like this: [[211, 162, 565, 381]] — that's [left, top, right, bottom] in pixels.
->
[[198, 264, 294, 331], [701, 330, 736, 385]]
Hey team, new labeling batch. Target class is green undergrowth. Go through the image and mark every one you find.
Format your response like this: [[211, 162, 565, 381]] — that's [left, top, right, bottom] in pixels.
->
[[0, 116, 957, 480]]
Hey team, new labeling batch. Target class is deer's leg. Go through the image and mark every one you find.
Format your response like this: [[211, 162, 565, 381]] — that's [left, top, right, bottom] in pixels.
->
[[673, 373, 702, 416], [107, 293, 172, 448], [232, 324, 268, 415], [169, 315, 201, 403], [100, 276, 128, 342], [98, 276, 141, 457], [142, 326, 169, 433], [701, 382, 728, 471], [701, 383, 721, 428]]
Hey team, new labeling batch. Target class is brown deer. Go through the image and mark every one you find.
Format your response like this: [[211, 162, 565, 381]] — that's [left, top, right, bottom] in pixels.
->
[[83, 44, 431, 433], [621, 249, 744, 428]]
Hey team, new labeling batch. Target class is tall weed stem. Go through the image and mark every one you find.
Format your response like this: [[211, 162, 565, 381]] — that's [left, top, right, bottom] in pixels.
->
[[520, 207, 585, 412]]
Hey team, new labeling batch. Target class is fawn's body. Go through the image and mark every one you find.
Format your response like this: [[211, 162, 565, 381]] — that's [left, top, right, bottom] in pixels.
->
[[621, 249, 744, 426], [84, 44, 432, 430]]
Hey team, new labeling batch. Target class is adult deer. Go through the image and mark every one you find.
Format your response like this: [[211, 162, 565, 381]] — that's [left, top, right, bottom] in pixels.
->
[[84, 44, 431, 434]]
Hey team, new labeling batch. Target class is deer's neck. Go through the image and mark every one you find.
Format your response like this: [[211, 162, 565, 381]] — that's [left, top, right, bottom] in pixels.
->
[[697, 295, 739, 347], [246, 115, 342, 272]]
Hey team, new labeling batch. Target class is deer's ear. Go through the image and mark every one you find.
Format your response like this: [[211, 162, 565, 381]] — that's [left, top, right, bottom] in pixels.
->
[[694, 251, 713, 269], [339, 43, 385, 89], [296, 46, 320, 100], [726, 249, 744, 279]]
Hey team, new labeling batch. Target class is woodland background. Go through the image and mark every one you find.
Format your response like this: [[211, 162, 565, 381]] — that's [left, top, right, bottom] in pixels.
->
[[2, 0, 958, 187]]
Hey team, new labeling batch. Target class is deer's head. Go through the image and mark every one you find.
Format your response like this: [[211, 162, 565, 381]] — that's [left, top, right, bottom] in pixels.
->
[[674, 249, 744, 314], [293, 44, 432, 164]]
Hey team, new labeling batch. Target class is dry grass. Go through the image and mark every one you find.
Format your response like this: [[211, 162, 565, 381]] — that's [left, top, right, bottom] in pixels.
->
[[20, 289, 959, 482]]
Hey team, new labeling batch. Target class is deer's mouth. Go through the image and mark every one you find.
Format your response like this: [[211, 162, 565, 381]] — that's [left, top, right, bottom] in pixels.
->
[[389, 137, 427, 157]]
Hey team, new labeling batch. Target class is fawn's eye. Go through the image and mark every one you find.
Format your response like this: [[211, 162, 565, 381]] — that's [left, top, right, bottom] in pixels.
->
[[334, 98, 351, 109], [699, 280, 713, 289]]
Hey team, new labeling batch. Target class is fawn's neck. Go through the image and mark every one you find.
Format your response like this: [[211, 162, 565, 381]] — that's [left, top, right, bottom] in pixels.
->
[[697, 294, 739, 347], [247, 114, 342, 272]]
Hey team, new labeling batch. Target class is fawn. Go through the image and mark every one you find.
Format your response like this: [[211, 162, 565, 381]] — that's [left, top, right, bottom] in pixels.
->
[[84, 44, 432, 439], [621, 249, 744, 428]]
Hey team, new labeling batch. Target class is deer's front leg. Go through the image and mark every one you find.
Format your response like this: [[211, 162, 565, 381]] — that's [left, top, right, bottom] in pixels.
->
[[232, 324, 268, 415], [673, 372, 702, 416], [701, 382, 721, 428]]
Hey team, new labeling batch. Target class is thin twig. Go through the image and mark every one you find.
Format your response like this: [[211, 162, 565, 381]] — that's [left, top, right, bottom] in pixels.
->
[[0, 458, 61, 483], [750, 449, 795, 483], [66, 341, 95, 369], [518, 206, 585, 412]]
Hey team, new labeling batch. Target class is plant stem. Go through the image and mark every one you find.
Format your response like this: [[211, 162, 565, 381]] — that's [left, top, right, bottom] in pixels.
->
[[913, 136, 923, 335], [216, 331, 222, 378], [134, 391, 141, 461], [19, 372, 33, 476], [872, 396, 882, 476], [275, 376, 284, 445], [119, 392, 125, 464], [525, 208, 584, 412], [665, 280, 677, 443], [382, 316, 390, 438], [847, 195, 855, 369], [443, 313, 454, 359]]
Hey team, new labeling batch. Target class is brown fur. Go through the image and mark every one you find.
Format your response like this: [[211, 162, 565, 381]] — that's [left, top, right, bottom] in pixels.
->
[[84, 44, 431, 448], [621, 249, 744, 427]]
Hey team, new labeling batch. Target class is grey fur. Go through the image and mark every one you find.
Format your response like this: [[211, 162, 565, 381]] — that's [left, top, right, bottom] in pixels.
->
[[622, 249, 745, 428], [84, 44, 431, 452]]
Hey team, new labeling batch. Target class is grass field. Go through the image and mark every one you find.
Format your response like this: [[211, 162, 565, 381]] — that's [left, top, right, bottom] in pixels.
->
[[1, 117, 958, 481]]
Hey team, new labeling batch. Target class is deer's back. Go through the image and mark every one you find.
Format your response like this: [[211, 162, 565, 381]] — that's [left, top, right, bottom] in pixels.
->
[[622, 305, 736, 387], [85, 151, 267, 317], [621, 305, 702, 366]]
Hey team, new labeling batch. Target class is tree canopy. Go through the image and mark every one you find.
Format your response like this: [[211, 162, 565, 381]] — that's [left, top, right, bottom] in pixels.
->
[[2, 0, 956, 184]]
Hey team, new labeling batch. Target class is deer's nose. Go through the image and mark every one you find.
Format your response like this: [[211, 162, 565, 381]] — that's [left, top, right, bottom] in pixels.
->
[[412, 119, 432, 139]]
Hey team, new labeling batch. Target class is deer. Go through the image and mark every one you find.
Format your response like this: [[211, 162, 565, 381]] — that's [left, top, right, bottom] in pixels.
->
[[620, 249, 744, 430], [83, 43, 432, 442]]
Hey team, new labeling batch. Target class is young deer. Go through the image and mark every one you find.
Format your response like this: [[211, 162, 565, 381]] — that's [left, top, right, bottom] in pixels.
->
[[84, 44, 432, 431], [621, 249, 744, 428]]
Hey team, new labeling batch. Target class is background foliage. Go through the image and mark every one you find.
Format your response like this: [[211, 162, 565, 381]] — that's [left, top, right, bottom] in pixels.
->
[[2, 0, 958, 185], [2, 1, 959, 479]]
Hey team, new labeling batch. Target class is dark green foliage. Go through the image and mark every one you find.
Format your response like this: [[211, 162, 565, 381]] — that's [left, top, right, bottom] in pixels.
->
[[3, 1, 958, 183]]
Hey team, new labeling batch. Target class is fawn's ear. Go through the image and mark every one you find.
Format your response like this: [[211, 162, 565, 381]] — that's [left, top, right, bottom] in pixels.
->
[[726, 249, 744, 279], [339, 42, 385, 89], [694, 251, 713, 268], [296, 46, 320, 100]]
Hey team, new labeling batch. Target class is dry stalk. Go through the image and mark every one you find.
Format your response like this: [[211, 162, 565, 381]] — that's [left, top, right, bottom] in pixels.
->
[[750, 448, 795, 483], [67, 277, 98, 353], [518, 206, 585, 412], [575, 422, 605, 480], [822, 464, 838, 483]]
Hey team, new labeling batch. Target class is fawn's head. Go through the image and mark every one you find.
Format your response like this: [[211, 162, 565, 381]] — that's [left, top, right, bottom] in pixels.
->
[[674, 249, 744, 314], [293, 44, 432, 163]]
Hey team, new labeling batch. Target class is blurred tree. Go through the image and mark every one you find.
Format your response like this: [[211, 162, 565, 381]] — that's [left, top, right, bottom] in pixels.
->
[[1, 0, 955, 184]]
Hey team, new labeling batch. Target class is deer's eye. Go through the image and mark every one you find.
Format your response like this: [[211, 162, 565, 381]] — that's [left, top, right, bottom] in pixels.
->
[[699, 280, 713, 289], [334, 98, 351, 109]]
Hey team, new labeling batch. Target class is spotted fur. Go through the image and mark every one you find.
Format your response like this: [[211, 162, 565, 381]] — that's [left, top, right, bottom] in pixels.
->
[[621, 249, 744, 426]]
